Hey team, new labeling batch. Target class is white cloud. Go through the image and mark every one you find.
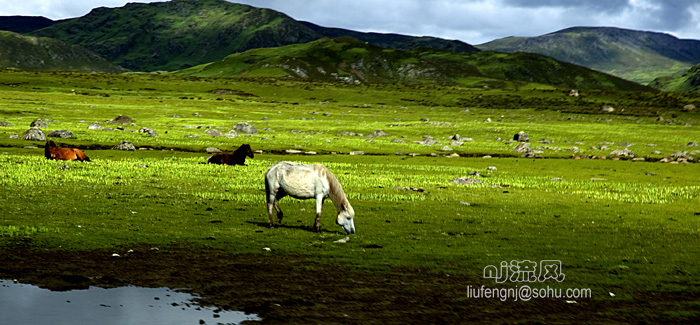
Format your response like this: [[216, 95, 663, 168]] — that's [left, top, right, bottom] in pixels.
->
[[0, 0, 697, 43]]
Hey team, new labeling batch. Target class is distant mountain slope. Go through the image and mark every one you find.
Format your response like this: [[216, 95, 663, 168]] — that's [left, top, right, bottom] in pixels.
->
[[477, 27, 700, 84], [0, 30, 127, 73], [0, 16, 55, 33], [175, 36, 652, 91], [299, 21, 479, 53], [30, 0, 480, 72], [649, 64, 700, 92]]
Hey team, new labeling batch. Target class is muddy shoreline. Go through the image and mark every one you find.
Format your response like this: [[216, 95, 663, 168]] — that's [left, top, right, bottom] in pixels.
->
[[0, 245, 692, 324]]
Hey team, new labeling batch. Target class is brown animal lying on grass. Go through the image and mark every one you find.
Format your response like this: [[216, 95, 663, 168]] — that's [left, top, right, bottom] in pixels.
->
[[45, 140, 90, 161], [207, 144, 254, 166]]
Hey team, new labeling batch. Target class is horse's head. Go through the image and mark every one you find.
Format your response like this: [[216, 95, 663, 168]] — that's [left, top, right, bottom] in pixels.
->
[[336, 203, 355, 234], [242, 144, 254, 158]]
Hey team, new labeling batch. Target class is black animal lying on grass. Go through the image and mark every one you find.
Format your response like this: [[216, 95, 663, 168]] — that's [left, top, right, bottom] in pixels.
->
[[207, 144, 254, 166]]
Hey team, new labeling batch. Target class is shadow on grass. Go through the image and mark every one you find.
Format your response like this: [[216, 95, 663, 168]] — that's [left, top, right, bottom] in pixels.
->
[[246, 221, 346, 234]]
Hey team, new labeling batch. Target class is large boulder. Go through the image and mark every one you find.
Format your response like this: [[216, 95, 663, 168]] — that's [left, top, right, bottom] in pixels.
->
[[22, 128, 46, 141], [0, 121, 13, 127], [513, 131, 530, 142], [233, 122, 257, 134], [47, 130, 75, 139], [205, 129, 224, 137], [106, 115, 134, 124], [30, 119, 49, 128], [139, 127, 158, 137], [113, 141, 136, 151], [87, 122, 104, 130]]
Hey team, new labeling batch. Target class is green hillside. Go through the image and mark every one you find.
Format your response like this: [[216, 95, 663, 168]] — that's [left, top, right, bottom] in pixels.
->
[[176, 37, 652, 91], [649, 64, 700, 92], [478, 27, 700, 84], [30, 0, 481, 72], [0, 30, 126, 73]]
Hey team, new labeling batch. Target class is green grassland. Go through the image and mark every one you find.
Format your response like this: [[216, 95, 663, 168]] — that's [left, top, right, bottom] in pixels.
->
[[1, 69, 700, 320]]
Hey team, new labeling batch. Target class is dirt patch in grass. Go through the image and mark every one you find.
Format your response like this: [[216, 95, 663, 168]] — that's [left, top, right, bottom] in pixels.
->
[[0, 245, 695, 324]]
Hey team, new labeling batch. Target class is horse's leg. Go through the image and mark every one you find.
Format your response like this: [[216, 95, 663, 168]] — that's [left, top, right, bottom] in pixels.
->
[[265, 180, 277, 228], [275, 190, 285, 224], [274, 200, 283, 223], [314, 196, 324, 233]]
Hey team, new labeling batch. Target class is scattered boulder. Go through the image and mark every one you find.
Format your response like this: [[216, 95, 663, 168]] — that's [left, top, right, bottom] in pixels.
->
[[415, 135, 439, 146], [390, 139, 405, 143], [47, 130, 75, 139], [393, 186, 426, 192], [514, 142, 531, 153], [601, 105, 615, 113], [139, 127, 158, 137], [113, 141, 136, 151], [0, 121, 13, 127], [349, 151, 365, 155], [688, 142, 699, 147], [513, 131, 529, 142], [106, 115, 134, 124], [368, 130, 388, 137], [224, 130, 240, 138], [30, 119, 49, 128], [683, 104, 696, 111], [670, 151, 692, 159], [88, 122, 103, 130], [451, 134, 461, 141], [205, 129, 223, 137], [451, 177, 485, 185], [610, 149, 634, 157], [568, 89, 579, 97], [233, 122, 257, 134], [440, 146, 453, 151], [514, 142, 536, 158], [22, 128, 46, 141], [206, 147, 222, 153]]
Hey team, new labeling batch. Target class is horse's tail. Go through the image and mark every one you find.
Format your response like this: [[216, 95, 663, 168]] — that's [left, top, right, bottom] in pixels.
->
[[73, 149, 90, 162]]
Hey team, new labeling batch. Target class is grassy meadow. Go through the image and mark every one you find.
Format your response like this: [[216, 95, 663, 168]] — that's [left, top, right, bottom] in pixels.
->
[[1, 69, 700, 319]]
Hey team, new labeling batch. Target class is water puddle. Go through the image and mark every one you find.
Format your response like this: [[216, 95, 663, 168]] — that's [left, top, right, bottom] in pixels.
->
[[0, 279, 260, 324]]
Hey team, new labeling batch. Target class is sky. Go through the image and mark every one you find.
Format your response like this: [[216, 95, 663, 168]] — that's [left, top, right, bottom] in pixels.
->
[[0, 0, 698, 44]]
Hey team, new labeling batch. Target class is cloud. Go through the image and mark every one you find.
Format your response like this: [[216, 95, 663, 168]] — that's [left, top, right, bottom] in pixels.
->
[[0, 0, 697, 44]]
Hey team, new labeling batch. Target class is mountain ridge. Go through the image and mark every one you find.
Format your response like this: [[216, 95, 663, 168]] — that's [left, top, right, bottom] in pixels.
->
[[477, 26, 700, 84], [29, 0, 480, 72]]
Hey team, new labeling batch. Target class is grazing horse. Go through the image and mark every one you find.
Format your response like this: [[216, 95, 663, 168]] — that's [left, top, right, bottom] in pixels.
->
[[44, 140, 90, 161], [264, 161, 355, 234], [207, 144, 254, 166]]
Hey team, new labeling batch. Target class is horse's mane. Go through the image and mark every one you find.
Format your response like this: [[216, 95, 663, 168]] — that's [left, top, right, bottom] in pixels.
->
[[321, 166, 351, 213]]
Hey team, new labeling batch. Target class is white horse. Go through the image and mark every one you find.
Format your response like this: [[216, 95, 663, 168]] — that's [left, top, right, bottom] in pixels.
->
[[264, 161, 355, 234]]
